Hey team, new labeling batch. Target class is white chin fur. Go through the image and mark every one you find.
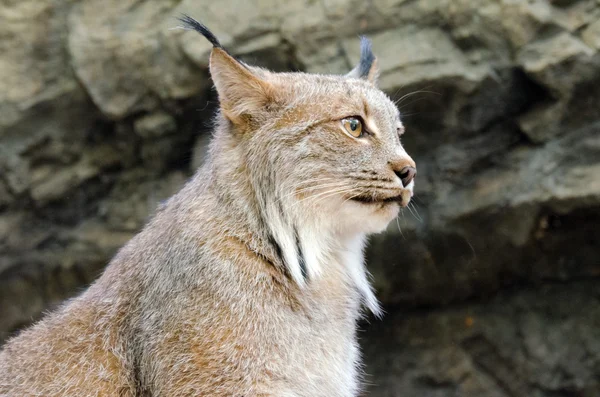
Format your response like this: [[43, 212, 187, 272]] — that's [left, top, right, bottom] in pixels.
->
[[336, 200, 400, 235]]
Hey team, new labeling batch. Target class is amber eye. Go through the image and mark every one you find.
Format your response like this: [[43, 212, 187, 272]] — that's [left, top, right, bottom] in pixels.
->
[[341, 117, 364, 138]]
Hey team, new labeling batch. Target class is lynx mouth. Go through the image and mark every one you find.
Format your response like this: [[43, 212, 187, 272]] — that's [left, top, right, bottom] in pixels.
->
[[350, 194, 405, 205]]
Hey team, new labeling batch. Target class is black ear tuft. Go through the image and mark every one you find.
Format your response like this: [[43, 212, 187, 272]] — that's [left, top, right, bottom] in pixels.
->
[[177, 14, 222, 49], [358, 36, 375, 79]]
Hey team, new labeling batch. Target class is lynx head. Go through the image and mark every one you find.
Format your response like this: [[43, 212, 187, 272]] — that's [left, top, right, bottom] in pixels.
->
[[180, 16, 416, 293]]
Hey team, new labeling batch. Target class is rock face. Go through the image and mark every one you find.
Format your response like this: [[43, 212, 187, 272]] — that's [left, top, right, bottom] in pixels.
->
[[1, 0, 600, 395], [363, 280, 600, 396]]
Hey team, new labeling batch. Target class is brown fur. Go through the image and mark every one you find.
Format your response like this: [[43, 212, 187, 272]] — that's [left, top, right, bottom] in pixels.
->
[[0, 19, 416, 396]]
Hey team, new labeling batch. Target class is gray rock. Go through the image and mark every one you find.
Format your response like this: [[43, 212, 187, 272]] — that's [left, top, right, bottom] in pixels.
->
[[363, 281, 600, 397], [134, 112, 177, 139], [582, 19, 600, 49], [343, 27, 488, 93]]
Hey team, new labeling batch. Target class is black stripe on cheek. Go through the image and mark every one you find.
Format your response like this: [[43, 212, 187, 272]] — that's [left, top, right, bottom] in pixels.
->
[[295, 230, 307, 281], [268, 234, 284, 265], [267, 233, 299, 281]]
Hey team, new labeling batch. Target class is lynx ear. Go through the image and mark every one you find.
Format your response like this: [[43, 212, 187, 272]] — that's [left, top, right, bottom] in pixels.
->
[[177, 14, 272, 124], [209, 48, 273, 123], [346, 36, 379, 85]]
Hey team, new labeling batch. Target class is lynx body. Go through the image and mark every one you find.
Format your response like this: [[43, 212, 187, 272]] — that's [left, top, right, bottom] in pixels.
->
[[0, 16, 416, 397]]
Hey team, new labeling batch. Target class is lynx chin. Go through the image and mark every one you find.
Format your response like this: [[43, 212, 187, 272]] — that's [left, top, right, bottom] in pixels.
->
[[0, 14, 417, 397]]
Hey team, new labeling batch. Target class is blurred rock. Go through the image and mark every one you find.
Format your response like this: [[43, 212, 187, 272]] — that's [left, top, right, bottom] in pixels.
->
[[363, 280, 600, 397], [582, 19, 600, 49], [1, 0, 600, 394], [134, 112, 177, 139], [343, 27, 489, 93]]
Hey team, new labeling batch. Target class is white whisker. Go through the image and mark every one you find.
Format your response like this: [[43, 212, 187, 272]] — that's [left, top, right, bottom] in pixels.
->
[[307, 187, 363, 207], [286, 181, 348, 197], [394, 87, 440, 106], [290, 186, 358, 209], [395, 216, 405, 239], [409, 202, 423, 222]]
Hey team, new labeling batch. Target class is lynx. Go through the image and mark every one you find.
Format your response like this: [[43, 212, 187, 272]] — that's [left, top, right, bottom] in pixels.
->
[[0, 15, 416, 397]]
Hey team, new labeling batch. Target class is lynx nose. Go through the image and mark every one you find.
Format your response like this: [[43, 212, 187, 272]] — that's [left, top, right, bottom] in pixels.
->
[[395, 166, 416, 187]]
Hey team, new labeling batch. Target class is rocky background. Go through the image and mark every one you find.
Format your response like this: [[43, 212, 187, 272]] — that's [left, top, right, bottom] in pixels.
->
[[2, 0, 600, 395]]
